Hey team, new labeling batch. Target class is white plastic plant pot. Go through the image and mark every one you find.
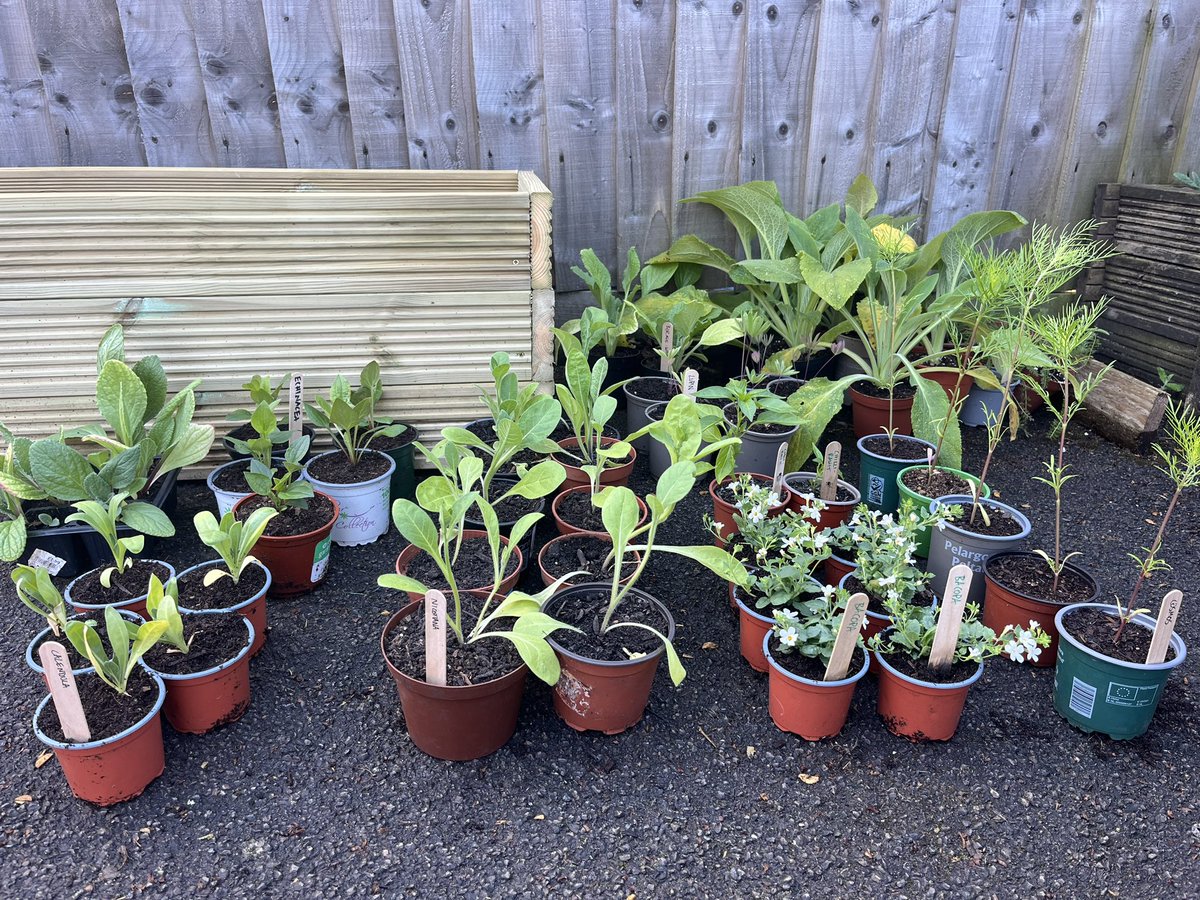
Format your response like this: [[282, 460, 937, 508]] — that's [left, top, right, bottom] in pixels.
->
[[302, 450, 396, 547], [206, 457, 285, 516]]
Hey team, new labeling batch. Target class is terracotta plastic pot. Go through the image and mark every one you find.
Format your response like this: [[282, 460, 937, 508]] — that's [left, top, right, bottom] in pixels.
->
[[857, 434, 936, 514], [848, 384, 914, 439], [555, 437, 635, 490], [708, 473, 787, 548], [303, 449, 395, 546], [176, 559, 272, 656], [765, 635, 870, 740], [783, 471, 861, 530], [33, 671, 167, 806], [734, 587, 775, 672], [982, 551, 1099, 668], [146, 615, 254, 735], [26, 609, 144, 685], [233, 492, 338, 598], [875, 649, 983, 741], [536, 533, 640, 589], [895, 465, 990, 557], [464, 476, 544, 572], [926, 495, 1031, 606], [65, 560, 177, 620], [393, 530, 521, 603], [544, 584, 675, 735], [729, 563, 761, 610], [824, 553, 857, 589], [918, 368, 974, 403], [551, 484, 648, 537], [381, 602, 529, 760]]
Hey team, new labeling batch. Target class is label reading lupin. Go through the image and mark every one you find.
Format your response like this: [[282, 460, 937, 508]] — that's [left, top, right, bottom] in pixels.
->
[[683, 368, 699, 396], [27, 548, 67, 576], [310, 535, 332, 583]]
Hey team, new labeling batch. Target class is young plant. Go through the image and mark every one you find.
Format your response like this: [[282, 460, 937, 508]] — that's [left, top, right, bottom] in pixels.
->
[[65, 492, 174, 587], [144, 575, 191, 653], [695, 376, 801, 438], [704, 472, 791, 557], [12, 564, 71, 635], [769, 584, 859, 665], [828, 501, 955, 604], [741, 511, 833, 612], [305, 368, 407, 466], [568, 248, 645, 356], [634, 284, 741, 377], [0, 425, 38, 561], [244, 436, 314, 512], [227, 373, 289, 428], [869, 600, 1049, 665], [193, 507, 279, 586], [65, 605, 168, 695], [628, 394, 742, 485]]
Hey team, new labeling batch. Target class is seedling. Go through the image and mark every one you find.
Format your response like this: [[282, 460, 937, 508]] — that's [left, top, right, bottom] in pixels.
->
[[193, 507, 278, 586], [12, 564, 71, 635], [305, 365, 407, 466], [65, 492, 174, 588], [65, 605, 168, 695], [144, 575, 192, 654]]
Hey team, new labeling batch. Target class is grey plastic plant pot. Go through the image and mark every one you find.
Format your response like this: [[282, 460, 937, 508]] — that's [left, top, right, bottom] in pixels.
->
[[926, 495, 1031, 606], [623, 377, 679, 454], [961, 377, 1020, 428], [643, 401, 672, 478], [726, 405, 800, 477], [1052, 603, 1187, 740]]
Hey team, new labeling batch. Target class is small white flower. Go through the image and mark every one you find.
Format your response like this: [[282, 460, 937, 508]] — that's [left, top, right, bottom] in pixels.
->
[[1027, 645, 1042, 663], [713, 521, 725, 533], [908, 512, 918, 523], [968, 646, 984, 661], [878, 575, 897, 586], [1004, 640, 1026, 663], [821, 583, 836, 599], [1028, 620, 1041, 630], [779, 627, 799, 648]]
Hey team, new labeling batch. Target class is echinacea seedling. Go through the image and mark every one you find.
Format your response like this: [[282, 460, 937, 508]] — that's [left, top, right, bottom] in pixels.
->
[[193, 507, 278, 586], [65, 605, 168, 695], [12, 564, 70, 635], [65, 492, 174, 588], [144, 575, 192, 654], [244, 434, 314, 512]]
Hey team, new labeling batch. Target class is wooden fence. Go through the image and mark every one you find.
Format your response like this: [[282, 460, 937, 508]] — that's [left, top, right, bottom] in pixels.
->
[[2, 0, 1199, 290]]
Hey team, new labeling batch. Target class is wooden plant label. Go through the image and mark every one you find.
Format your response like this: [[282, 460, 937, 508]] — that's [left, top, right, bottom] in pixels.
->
[[27, 548, 67, 576], [771, 442, 789, 495], [928, 564, 974, 670], [824, 592, 868, 681], [1146, 589, 1183, 665], [683, 367, 700, 396], [660, 322, 674, 372], [424, 589, 447, 687], [38, 641, 90, 743], [288, 373, 304, 445], [819, 441, 842, 502]]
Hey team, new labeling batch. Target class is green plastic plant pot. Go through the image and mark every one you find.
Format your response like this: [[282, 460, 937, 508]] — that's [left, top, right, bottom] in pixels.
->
[[382, 436, 417, 503], [895, 466, 990, 557], [856, 435, 935, 514], [1052, 603, 1187, 740]]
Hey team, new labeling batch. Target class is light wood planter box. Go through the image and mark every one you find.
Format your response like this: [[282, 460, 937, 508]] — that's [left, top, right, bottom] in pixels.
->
[[0, 167, 554, 473]]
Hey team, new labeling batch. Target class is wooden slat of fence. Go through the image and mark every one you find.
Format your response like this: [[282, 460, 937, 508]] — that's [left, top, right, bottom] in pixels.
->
[[0, 0, 59, 165], [471, 0, 546, 173], [335, 0, 408, 169]]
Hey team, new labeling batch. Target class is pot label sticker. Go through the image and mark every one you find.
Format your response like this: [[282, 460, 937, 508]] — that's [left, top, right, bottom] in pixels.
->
[[1068, 677, 1097, 718], [1105, 681, 1159, 708], [27, 548, 67, 575], [868, 474, 885, 506], [311, 535, 332, 583]]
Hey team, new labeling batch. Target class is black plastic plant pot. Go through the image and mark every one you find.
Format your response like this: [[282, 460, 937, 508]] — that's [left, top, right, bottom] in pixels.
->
[[463, 477, 544, 574]]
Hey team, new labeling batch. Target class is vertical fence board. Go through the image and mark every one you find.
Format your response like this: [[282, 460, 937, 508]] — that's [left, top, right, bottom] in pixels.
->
[[190, 0, 285, 167], [0, 0, 58, 165], [335, 0, 408, 168], [671, 0, 748, 251], [471, 0, 546, 173], [261, 0, 356, 168], [926, 0, 1021, 234], [740, 0, 821, 214], [803, 0, 885, 211], [543, 0, 616, 289], [615, 0, 675, 263], [117, 0, 218, 166], [25, 0, 145, 166]]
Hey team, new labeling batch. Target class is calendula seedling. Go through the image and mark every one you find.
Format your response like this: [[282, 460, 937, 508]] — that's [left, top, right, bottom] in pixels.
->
[[144, 575, 192, 654], [193, 507, 278, 587], [65, 605, 168, 695]]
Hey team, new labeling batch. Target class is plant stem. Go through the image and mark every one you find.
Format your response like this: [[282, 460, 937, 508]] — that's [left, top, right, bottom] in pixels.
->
[[601, 521, 656, 633], [1126, 487, 1180, 612]]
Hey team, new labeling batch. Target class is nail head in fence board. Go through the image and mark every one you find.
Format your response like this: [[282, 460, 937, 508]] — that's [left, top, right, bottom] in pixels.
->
[[819, 441, 842, 502], [928, 564, 974, 670], [288, 373, 304, 445], [38, 641, 91, 743], [683, 367, 699, 396], [772, 442, 788, 496], [424, 589, 447, 687], [660, 322, 673, 372], [824, 592, 869, 682], [1146, 589, 1182, 665]]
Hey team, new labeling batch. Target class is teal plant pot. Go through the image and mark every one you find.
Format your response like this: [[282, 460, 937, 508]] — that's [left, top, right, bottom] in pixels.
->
[[856, 435, 936, 514], [381, 427, 418, 502], [896, 466, 990, 557]]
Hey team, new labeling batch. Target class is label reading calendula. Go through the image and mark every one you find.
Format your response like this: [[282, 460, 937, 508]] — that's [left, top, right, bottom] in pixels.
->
[[311, 535, 332, 583]]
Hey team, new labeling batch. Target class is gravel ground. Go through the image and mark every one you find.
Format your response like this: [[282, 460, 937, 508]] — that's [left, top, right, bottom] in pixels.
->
[[2, 408, 1198, 899]]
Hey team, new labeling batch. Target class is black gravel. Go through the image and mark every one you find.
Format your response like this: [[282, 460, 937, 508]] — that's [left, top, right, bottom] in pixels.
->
[[2, 408, 1198, 898]]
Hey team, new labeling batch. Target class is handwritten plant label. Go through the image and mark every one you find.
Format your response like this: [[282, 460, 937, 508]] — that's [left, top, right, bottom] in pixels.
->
[[660, 322, 674, 372], [1146, 589, 1183, 665], [425, 589, 447, 686], [824, 592, 869, 681], [683, 367, 700, 396], [819, 441, 842, 502], [27, 548, 67, 576], [772, 442, 789, 495], [288, 373, 304, 446], [38, 641, 90, 742], [928, 564, 973, 670]]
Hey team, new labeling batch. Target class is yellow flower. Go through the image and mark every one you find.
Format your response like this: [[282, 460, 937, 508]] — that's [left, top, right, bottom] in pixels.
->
[[871, 223, 917, 256]]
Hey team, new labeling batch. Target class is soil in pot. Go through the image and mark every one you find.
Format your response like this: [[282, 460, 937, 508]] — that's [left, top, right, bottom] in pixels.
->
[[370, 424, 419, 453], [900, 467, 975, 499], [986, 554, 1095, 605], [713, 479, 779, 506], [947, 505, 1025, 538], [1062, 607, 1178, 664], [541, 534, 636, 582], [70, 560, 172, 607], [556, 490, 605, 532], [236, 494, 337, 537], [404, 539, 518, 593], [769, 643, 866, 682], [385, 593, 520, 686], [766, 379, 804, 399], [39, 667, 158, 743], [212, 460, 261, 493], [176, 564, 268, 611], [305, 451, 391, 484], [626, 378, 681, 403], [876, 651, 979, 685], [853, 382, 917, 401], [481, 482, 542, 521], [143, 614, 248, 675], [842, 573, 935, 617], [784, 476, 855, 503], [860, 435, 929, 460], [544, 589, 664, 661]]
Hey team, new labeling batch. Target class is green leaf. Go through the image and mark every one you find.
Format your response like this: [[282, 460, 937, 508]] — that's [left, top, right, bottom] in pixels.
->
[[391, 499, 440, 557], [684, 181, 789, 258], [784, 376, 862, 471], [120, 501, 176, 538], [598, 486, 639, 559], [132, 356, 168, 420], [491, 630, 562, 684], [29, 439, 93, 501], [648, 235, 736, 273], [507, 459, 566, 500], [654, 461, 696, 511], [96, 325, 124, 372], [902, 358, 960, 469], [0, 518, 26, 561], [96, 360, 148, 446], [697, 318, 743, 348], [154, 424, 215, 480], [378, 573, 429, 594], [845, 174, 879, 217], [797, 256, 872, 310], [729, 257, 802, 287], [642, 544, 749, 585]]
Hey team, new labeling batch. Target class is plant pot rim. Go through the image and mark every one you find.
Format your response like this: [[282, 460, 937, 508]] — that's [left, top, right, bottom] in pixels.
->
[[929, 495, 1032, 542], [983, 550, 1099, 607], [623, 375, 678, 401], [1054, 603, 1187, 672], [537, 533, 640, 584], [379, 602, 527, 692], [33, 670, 167, 751], [873, 647, 984, 690], [828, 551, 858, 568], [783, 470, 861, 506], [26, 608, 144, 676], [143, 615, 255, 682], [232, 490, 340, 542], [856, 434, 935, 462], [847, 383, 916, 403], [708, 473, 788, 509], [303, 448, 396, 489], [175, 559, 272, 615], [394, 529, 522, 588], [896, 465, 987, 504], [543, 583, 674, 668], [762, 634, 871, 688], [721, 402, 800, 438], [553, 484, 647, 525], [65, 559, 177, 612]]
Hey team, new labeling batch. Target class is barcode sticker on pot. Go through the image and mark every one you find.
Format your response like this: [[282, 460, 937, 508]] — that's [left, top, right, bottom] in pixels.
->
[[311, 535, 332, 583], [27, 548, 66, 575], [1069, 677, 1097, 719]]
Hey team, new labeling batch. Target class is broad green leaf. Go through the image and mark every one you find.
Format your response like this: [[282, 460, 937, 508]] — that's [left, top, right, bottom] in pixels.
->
[[120, 501, 176, 538], [516, 394, 562, 442], [729, 257, 802, 287], [378, 573, 429, 594], [654, 461, 696, 510], [97, 360, 148, 446], [845, 174, 879, 217], [641, 544, 749, 586], [697, 318, 743, 348], [785, 376, 863, 471], [490, 630, 561, 684], [29, 439, 92, 501], [442, 426, 490, 452], [648, 235, 737, 273], [905, 360, 960, 469], [684, 181, 789, 258], [98, 445, 144, 492], [797, 256, 872, 310], [96, 325, 124, 372], [416, 474, 456, 514], [391, 499, 440, 556], [0, 517, 26, 561], [154, 424, 215, 480], [132, 356, 168, 420], [506, 511, 543, 550], [507, 458, 566, 500], [599, 486, 639, 558], [0, 467, 46, 501]]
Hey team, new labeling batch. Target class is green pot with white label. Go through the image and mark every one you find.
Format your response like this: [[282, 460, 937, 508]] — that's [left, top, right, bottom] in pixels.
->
[[233, 492, 339, 598], [1053, 603, 1187, 740]]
